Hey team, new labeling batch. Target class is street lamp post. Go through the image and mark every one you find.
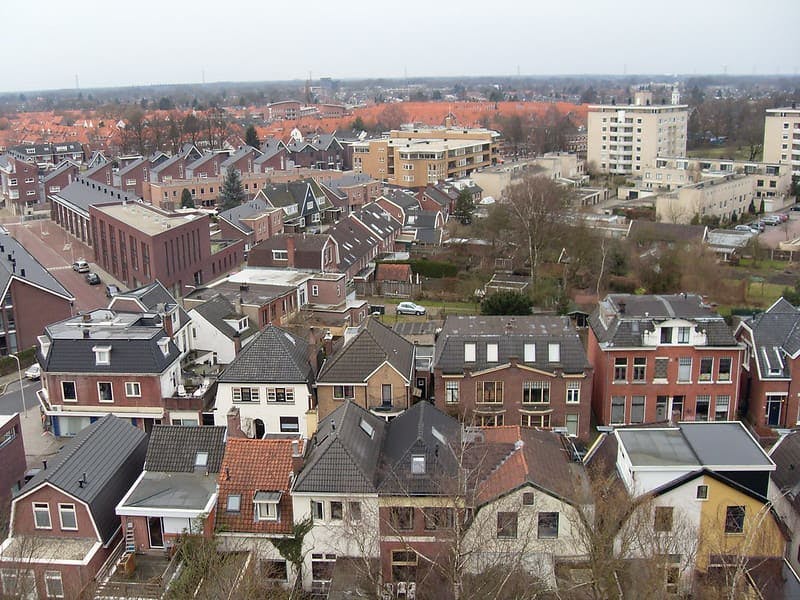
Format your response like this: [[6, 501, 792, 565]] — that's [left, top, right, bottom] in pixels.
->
[[8, 353, 25, 418]]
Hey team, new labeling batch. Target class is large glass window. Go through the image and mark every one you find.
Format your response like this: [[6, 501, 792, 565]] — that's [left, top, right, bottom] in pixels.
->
[[695, 395, 710, 421], [699, 358, 713, 382], [725, 506, 745, 534], [33, 503, 51, 529], [97, 382, 113, 402], [566, 381, 580, 403], [58, 504, 77, 530], [631, 396, 645, 423], [678, 358, 692, 382], [445, 381, 459, 404], [476, 381, 503, 403], [497, 512, 518, 538], [537, 512, 559, 538], [715, 396, 730, 421], [61, 381, 77, 402], [611, 396, 625, 424], [632, 357, 647, 382], [614, 357, 628, 382], [523, 381, 549, 404], [718, 358, 732, 382]]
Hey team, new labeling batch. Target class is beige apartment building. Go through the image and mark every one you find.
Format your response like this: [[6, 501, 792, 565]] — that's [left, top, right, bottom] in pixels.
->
[[763, 105, 800, 177], [656, 173, 756, 224], [588, 91, 688, 175], [352, 126, 500, 188]]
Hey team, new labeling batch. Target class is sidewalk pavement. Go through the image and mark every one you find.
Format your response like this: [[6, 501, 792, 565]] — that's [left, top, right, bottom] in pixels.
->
[[0, 372, 62, 466]]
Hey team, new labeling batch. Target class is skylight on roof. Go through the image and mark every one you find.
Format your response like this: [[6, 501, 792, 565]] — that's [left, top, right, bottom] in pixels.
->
[[359, 418, 375, 438], [195, 452, 209, 468]]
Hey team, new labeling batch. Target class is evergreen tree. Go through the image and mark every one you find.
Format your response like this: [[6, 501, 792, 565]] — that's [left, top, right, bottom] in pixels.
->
[[480, 291, 533, 316], [244, 125, 260, 149], [219, 170, 245, 211], [453, 189, 475, 224], [180, 188, 195, 208]]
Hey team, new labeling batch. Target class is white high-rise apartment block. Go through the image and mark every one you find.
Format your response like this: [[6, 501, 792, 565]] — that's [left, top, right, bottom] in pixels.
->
[[587, 90, 689, 175], [763, 105, 800, 177]]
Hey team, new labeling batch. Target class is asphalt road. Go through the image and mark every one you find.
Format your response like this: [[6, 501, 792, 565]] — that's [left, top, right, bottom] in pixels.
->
[[0, 377, 40, 415]]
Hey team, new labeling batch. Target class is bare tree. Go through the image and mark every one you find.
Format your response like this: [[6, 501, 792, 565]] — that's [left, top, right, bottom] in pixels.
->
[[503, 175, 569, 285]]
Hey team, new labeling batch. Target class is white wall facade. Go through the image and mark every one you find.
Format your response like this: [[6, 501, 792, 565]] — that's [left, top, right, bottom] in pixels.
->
[[213, 381, 314, 437], [187, 309, 239, 365]]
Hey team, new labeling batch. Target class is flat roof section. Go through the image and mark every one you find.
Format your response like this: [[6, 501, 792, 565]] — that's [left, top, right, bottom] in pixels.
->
[[617, 429, 699, 468], [94, 203, 203, 236]]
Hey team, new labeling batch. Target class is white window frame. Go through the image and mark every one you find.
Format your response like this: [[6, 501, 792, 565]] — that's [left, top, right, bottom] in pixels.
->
[[44, 570, 64, 598], [61, 380, 77, 402], [548, 343, 560, 362], [566, 381, 581, 403], [523, 343, 535, 362], [97, 381, 114, 403], [444, 380, 459, 404], [58, 503, 77, 531], [226, 494, 241, 512], [93, 345, 111, 365], [125, 381, 141, 397], [255, 501, 278, 521], [486, 343, 498, 363], [33, 502, 51, 529], [464, 343, 476, 362]]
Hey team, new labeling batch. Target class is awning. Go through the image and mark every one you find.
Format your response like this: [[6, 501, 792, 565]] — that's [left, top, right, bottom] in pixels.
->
[[254, 491, 282, 503]]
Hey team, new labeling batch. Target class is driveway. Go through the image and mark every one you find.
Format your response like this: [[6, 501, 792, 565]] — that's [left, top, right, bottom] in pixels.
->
[[756, 211, 800, 249]]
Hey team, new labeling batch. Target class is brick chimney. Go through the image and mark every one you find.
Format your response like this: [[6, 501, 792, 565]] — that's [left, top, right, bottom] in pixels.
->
[[161, 309, 174, 338], [291, 439, 304, 475], [226, 407, 246, 438], [285, 235, 296, 267], [322, 330, 334, 357]]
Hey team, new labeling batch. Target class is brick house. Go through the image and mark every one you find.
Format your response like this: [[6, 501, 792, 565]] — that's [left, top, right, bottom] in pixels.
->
[[0, 231, 75, 356], [36, 308, 189, 436], [215, 438, 303, 586], [736, 297, 800, 436], [257, 179, 335, 232], [0, 414, 26, 520], [0, 155, 41, 214], [319, 173, 381, 214], [213, 325, 317, 438], [42, 161, 80, 197], [217, 199, 284, 251], [433, 315, 592, 438], [316, 318, 415, 421], [220, 146, 261, 177], [588, 294, 743, 427], [148, 144, 202, 184], [254, 138, 290, 173], [286, 133, 344, 170], [116, 157, 153, 197], [0, 415, 147, 600], [247, 233, 338, 272], [116, 426, 226, 553], [185, 150, 230, 179]]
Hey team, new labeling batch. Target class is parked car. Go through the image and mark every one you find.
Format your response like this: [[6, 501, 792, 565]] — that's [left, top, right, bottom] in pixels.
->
[[72, 259, 90, 273], [105, 284, 120, 298], [734, 225, 753, 233], [762, 215, 782, 226], [779, 213, 790, 222], [24, 363, 41, 380], [790, 204, 800, 212], [86, 272, 101, 285], [396, 301, 426, 315]]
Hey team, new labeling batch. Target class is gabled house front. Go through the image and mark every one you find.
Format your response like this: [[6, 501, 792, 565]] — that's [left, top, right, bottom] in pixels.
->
[[214, 325, 317, 438], [316, 318, 416, 421], [736, 297, 800, 436], [116, 425, 226, 554], [0, 415, 147, 600]]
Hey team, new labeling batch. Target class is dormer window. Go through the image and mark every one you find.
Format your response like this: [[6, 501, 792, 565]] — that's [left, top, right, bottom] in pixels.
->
[[254, 491, 281, 521], [464, 343, 476, 363], [38, 335, 51, 359], [486, 343, 498, 363], [677, 327, 690, 344], [157, 337, 170, 357], [411, 454, 426, 475], [238, 317, 249, 332], [548, 343, 560, 363], [524, 343, 535, 362], [660, 327, 673, 344], [92, 345, 111, 366]]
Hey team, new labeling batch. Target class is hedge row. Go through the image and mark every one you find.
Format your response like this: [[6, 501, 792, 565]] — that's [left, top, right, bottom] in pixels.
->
[[380, 259, 459, 279], [0, 347, 36, 377]]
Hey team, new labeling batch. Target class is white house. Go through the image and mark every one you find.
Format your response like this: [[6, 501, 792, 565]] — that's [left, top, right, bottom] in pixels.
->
[[213, 325, 316, 438], [187, 294, 258, 365]]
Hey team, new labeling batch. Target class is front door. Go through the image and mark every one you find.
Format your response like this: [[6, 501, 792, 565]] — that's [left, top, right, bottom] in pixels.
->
[[254, 419, 266, 439], [148, 516, 164, 549], [655, 396, 668, 421], [767, 398, 782, 427]]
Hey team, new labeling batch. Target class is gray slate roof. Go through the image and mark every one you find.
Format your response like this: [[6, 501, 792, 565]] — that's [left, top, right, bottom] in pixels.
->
[[293, 401, 386, 494], [219, 324, 314, 384], [111, 280, 191, 332], [21, 415, 147, 543], [742, 298, 800, 379], [52, 177, 139, 214], [318, 318, 414, 384], [328, 215, 380, 271], [354, 203, 402, 240], [382, 189, 420, 211], [590, 293, 737, 348], [771, 431, 800, 494], [144, 425, 227, 473], [42, 160, 79, 183], [0, 231, 73, 300], [218, 199, 273, 233], [434, 315, 590, 375], [42, 310, 181, 374], [191, 294, 258, 341], [221, 145, 261, 169]]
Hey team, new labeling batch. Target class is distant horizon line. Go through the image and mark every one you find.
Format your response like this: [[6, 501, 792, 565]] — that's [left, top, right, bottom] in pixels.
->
[[3, 72, 799, 97]]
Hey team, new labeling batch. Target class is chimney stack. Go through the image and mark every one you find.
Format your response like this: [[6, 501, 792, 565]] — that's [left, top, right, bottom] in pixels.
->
[[291, 439, 304, 474], [226, 406, 246, 438]]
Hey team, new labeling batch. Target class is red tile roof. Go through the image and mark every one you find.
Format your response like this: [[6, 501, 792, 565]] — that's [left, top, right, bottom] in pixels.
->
[[215, 438, 303, 535]]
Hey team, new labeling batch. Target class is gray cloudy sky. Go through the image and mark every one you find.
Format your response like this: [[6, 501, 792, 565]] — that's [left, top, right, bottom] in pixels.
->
[[7, 0, 799, 93]]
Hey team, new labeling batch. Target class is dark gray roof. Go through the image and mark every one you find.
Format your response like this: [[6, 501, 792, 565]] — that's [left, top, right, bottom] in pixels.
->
[[191, 294, 257, 341], [150, 144, 201, 176], [117, 157, 147, 178], [218, 199, 273, 233], [771, 431, 800, 493], [318, 318, 414, 384], [51, 177, 139, 214], [219, 325, 314, 384], [293, 401, 386, 493], [617, 422, 774, 469], [254, 138, 288, 164], [322, 173, 374, 193], [121, 472, 217, 511], [221, 145, 261, 169], [186, 151, 225, 173], [590, 294, 736, 347], [392, 320, 443, 337], [21, 415, 147, 543], [144, 425, 227, 473], [354, 203, 402, 240], [0, 231, 73, 300], [742, 298, 800, 379], [328, 215, 381, 271], [382, 189, 420, 211], [42, 309, 181, 374], [406, 211, 440, 229], [434, 315, 590, 375], [261, 179, 331, 216], [42, 160, 79, 183], [378, 401, 462, 495], [414, 228, 442, 245], [110, 280, 191, 332]]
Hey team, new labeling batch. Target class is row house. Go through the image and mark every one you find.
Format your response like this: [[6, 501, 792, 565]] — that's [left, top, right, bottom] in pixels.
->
[[286, 133, 344, 170], [116, 425, 226, 554], [184, 149, 230, 179], [247, 233, 338, 272], [736, 297, 800, 436], [0, 231, 74, 356], [327, 204, 400, 282], [83, 159, 115, 185], [0, 154, 41, 214], [319, 173, 381, 214], [291, 400, 590, 596], [148, 143, 202, 184], [256, 179, 336, 232], [254, 137, 290, 172], [0, 414, 26, 520], [433, 315, 593, 438], [588, 294, 743, 427], [0, 416, 147, 600], [187, 294, 258, 365], [116, 153, 161, 197], [215, 437, 303, 586], [214, 325, 317, 438], [89, 200, 242, 297], [36, 308, 191, 436], [8, 142, 85, 167], [316, 318, 415, 421], [42, 160, 79, 196], [220, 145, 262, 177], [217, 199, 284, 251]]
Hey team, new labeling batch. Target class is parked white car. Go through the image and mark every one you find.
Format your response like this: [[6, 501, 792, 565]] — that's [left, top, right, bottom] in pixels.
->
[[396, 302, 426, 315], [24, 363, 41, 380]]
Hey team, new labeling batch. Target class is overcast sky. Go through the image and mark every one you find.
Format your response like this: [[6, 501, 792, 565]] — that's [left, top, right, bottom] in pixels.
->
[[6, 0, 799, 93]]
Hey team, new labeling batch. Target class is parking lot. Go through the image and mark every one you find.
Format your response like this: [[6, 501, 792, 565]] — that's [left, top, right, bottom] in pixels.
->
[[756, 209, 800, 249]]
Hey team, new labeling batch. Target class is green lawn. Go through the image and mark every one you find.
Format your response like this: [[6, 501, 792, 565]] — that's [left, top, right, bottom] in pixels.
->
[[745, 281, 785, 307], [687, 145, 759, 161]]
